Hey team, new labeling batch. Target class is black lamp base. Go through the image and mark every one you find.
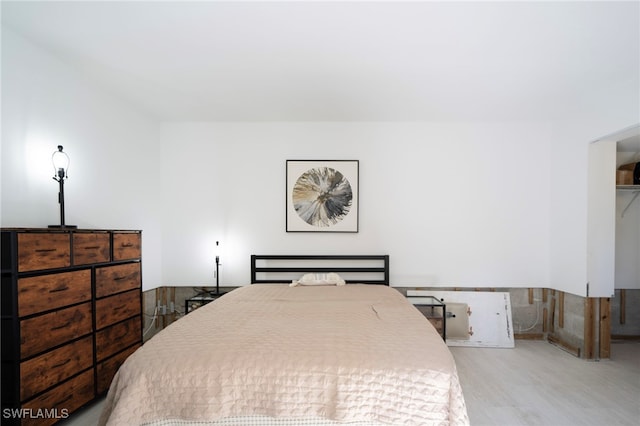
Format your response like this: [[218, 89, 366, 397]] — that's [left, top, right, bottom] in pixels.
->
[[48, 225, 78, 229]]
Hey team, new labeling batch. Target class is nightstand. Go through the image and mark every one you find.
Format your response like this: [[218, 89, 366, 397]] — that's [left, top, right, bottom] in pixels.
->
[[185, 295, 218, 313], [407, 296, 446, 341]]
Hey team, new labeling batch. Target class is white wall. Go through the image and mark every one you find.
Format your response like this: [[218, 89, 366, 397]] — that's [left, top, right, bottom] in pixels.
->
[[0, 29, 163, 290], [159, 122, 552, 288], [3, 27, 637, 295]]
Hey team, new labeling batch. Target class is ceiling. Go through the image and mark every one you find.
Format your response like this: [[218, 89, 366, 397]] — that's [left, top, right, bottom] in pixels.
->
[[2, 1, 639, 122]]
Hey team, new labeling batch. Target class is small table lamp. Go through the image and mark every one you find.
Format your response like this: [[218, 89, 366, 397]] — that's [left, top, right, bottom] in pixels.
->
[[214, 240, 224, 296], [49, 145, 76, 228]]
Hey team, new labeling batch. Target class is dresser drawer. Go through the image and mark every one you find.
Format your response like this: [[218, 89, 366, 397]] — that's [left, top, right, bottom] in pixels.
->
[[96, 317, 141, 362], [18, 270, 91, 317], [20, 302, 93, 359], [95, 289, 141, 330], [113, 232, 141, 261], [96, 343, 140, 394], [22, 368, 94, 426], [17, 233, 70, 272], [20, 336, 93, 400], [73, 232, 110, 265], [96, 263, 141, 298]]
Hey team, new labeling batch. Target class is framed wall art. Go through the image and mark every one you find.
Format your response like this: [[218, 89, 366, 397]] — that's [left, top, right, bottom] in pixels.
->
[[286, 160, 359, 232]]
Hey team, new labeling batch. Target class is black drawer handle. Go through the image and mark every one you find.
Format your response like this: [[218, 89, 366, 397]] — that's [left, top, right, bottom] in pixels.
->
[[50, 321, 71, 331], [113, 305, 126, 311], [83, 246, 100, 250], [51, 358, 71, 369], [35, 248, 57, 253], [120, 243, 134, 248], [114, 275, 126, 281], [49, 285, 70, 293]]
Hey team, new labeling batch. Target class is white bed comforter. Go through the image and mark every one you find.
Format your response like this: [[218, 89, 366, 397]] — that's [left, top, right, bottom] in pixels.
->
[[99, 285, 468, 425]]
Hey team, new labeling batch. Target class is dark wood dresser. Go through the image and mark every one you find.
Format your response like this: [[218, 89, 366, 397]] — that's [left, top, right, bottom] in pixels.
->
[[1, 228, 142, 425]]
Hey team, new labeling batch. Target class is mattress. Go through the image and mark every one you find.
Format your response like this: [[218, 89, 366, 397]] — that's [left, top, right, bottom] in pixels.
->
[[99, 284, 468, 425]]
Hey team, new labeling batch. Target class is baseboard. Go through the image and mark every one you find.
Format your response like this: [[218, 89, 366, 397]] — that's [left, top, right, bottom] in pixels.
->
[[548, 334, 581, 357], [611, 334, 640, 341], [514, 333, 545, 340]]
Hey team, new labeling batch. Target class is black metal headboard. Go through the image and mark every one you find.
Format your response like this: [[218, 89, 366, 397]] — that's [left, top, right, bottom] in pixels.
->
[[251, 255, 390, 285]]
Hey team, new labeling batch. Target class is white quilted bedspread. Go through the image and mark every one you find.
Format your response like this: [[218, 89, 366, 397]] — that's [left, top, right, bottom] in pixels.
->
[[99, 285, 468, 425]]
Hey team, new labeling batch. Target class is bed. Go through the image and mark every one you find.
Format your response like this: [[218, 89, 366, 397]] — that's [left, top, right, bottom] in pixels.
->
[[99, 255, 468, 426]]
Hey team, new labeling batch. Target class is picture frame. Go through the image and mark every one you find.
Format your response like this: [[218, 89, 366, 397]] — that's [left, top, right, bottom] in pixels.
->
[[286, 160, 359, 232]]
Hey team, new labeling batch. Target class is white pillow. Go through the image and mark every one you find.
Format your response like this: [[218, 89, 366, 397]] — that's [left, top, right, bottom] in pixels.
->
[[290, 272, 346, 287]]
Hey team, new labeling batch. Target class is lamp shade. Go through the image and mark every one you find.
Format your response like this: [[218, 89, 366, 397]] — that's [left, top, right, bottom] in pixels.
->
[[52, 145, 69, 180]]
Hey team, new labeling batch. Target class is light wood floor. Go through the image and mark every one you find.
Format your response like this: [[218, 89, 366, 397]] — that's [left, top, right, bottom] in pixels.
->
[[450, 340, 640, 426], [67, 341, 639, 426]]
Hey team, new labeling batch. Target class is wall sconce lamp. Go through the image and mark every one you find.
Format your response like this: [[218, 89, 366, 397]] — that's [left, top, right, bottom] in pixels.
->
[[49, 145, 76, 228]]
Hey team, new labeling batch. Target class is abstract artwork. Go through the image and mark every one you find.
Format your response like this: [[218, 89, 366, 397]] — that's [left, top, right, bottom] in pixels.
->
[[286, 160, 359, 232]]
